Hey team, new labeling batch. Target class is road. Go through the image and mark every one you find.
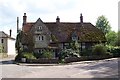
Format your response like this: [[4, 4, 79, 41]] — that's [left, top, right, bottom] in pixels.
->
[[0, 56, 119, 78]]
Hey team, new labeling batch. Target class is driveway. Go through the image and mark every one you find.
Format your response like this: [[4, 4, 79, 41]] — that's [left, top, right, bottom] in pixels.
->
[[0, 57, 119, 78]]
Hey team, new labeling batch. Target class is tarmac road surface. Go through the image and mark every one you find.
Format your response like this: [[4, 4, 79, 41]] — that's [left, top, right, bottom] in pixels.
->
[[0, 57, 119, 78]]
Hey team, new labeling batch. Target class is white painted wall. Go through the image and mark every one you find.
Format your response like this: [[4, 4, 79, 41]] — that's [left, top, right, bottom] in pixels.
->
[[7, 38, 16, 55]]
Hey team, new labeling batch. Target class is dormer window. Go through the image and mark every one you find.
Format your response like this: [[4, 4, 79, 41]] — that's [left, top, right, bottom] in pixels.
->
[[72, 36, 78, 41], [72, 31, 78, 41]]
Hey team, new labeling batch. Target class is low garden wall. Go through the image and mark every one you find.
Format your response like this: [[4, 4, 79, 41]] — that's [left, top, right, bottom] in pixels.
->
[[26, 58, 59, 64], [64, 55, 113, 63]]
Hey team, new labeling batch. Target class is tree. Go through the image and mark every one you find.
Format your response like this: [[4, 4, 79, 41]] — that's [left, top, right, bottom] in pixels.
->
[[96, 15, 111, 35], [118, 31, 120, 46], [115, 31, 120, 46], [15, 31, 23, 54], [106, 31, 117, 46]]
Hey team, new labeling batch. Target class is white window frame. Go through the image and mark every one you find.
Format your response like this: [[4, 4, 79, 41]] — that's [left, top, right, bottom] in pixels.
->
[[39, 26, 42, 29], [39, 36, 41, 41], [37, 35, 44, 41], [38, 26, 42, 31]]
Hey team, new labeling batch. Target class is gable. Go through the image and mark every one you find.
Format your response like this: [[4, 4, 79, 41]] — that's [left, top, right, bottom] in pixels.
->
[[30, 18, 51, 35], [0, 31, 15, 40]]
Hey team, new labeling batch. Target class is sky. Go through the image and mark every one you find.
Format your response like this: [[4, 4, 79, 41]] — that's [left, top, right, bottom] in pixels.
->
[[0, 0, 119, 38]]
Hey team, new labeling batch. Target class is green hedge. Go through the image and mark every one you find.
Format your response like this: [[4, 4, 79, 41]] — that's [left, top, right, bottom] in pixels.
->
[[15, 52, 36, 62], [92, 44, 107, 56]]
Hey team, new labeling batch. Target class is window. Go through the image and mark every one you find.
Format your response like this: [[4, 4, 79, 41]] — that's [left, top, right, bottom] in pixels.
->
[[59, 43, 63, 49], [38, 50, 41, 53], [1, 39, 4, 43], [72, 37, 78, 41], [38, 35, 44, 41], [63, 43, 69, 49], [72, 31, 78, 41], [37, 26, 42, 31], [38, 49, 44, 53], [82, 43, 85, 49], [42, 36, 44, 40], [39, 26, 42, 30], [39, 36, 41, 40]]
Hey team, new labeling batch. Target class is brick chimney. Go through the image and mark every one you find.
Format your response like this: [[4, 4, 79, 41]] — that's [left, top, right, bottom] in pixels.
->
[[80, 13, 83, 23], [56, 16, 60, 23], [9, 29, 12, 37], [23, 13, 27, 26]]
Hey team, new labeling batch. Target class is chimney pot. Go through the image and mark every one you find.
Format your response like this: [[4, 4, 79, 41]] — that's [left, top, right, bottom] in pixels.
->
[[24, 13, 26, 16], [80, 13, 83, 23], [23, 13, 27, 26], [56, 16, 60, 23], [10, 29, 12, 37]]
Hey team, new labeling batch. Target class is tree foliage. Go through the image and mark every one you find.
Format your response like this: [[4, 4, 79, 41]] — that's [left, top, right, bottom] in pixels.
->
[[42, 50, 53, 59], [15, 31, 23, 53], [115, 31, 120, 46], [106, 31, 117, 46], [96, 15, 111, 35]]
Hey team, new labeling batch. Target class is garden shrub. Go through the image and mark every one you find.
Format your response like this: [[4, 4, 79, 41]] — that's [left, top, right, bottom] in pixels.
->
[[111, 47, 120, 57], [22, 52, 36, 59], [81, 48, 92, 56], [34, 52, 42, 59], [92, 44, 107, 56], [15, 53, 23, 62], [41, 50, 53, 59], [58, 49, 80, 63]]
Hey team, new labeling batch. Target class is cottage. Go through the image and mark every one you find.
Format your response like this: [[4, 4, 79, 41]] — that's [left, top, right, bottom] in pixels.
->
[[21, 13, 106, 58], [0, 30, 16, 56]]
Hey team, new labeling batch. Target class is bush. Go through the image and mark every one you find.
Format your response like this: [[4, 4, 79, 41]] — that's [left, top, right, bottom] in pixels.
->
[[15, 52, 36, 62], [58, 49, 80, 62], [92, 44, 107, 56], [15, 53, 23, 62], [41, 50, 53, 59], [22, 52, 36, 59], [111, 47, 120, 57], [34, 52, 42, 59], [81, 48, 92, 56]]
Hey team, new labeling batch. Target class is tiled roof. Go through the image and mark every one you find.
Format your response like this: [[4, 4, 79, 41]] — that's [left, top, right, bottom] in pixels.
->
[[45, 22, 106, 42], [22, 22, 106, 43], [22, 23, 35, 32]]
